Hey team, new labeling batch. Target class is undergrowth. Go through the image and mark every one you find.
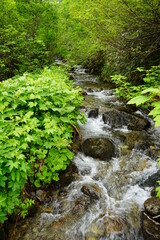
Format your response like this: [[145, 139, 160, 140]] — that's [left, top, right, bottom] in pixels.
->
[[0, 66, 85, 223]]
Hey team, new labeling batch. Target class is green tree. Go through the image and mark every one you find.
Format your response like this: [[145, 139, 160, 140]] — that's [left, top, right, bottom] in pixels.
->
[[0, 0, 59, 81], [58, 0, 160, 78]]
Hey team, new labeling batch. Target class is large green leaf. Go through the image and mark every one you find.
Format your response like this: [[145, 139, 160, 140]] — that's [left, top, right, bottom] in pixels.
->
[[128, 95, 149, 106], [142, 87, 160, 95], [154, 115, 160, 127]]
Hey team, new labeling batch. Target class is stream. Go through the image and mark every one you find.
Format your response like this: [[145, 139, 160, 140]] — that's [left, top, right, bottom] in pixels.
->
[[9, 67, 160, 240]]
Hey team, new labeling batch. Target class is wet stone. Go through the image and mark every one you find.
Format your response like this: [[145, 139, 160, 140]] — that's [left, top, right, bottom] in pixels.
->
[[82, 90, 88, 96], [113, 130, 150, 150], [82, 137, 115, 161], [86, 238, 99, 240], [144, 197, 160, 216], [104, 217, 126, 235], [72, 195, 90, 216], [102, 109, 150, 130], [85, 87, 94, 93], [56, 161, 78, 188], [36, 190, 46, 202], [85, 223, 103, 239], [81, 184, 102, 200], [143, 218, 160, 240], [88, 108, 99, 118], [140, 171, 160, 188]]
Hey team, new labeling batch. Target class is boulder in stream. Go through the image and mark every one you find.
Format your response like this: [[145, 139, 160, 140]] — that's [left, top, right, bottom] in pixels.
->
[[82, 137, 115, 161], [36, 190, 46, 202], [72, 195, 90, 216], [142, 197, 160, 240], [88, 108, 99, 118], [81, 184, 102, 200], [140, 171, 160, 188], [102, 109, 150, 130], [144, 197, 160, 216], [104, 217, 126, 235], [143, 218, 160, 240]]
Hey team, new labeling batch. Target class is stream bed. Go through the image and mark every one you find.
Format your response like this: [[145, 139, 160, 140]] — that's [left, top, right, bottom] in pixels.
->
[[8, 67, 160, 240]]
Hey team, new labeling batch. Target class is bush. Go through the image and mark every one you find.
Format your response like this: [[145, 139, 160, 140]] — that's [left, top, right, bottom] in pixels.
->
[[0, 66, 84, 223], [127, 65, 160, 127]]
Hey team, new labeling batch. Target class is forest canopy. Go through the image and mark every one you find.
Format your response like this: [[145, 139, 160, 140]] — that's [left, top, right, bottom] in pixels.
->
[[1, 0, 160, 81]]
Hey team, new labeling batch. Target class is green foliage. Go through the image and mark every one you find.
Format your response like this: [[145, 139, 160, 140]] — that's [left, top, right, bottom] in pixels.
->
[[127, 95, 150, 106], [57, 0, 102, 64], [20, 198, 34, 219], [127, 65, 160, 127], [110, 75, 131, 98], [111, 66, 160, 123], [58, 0, 160, 78], [0, 66, 84, 223], [0, 0, 58, 81], [111, 65, 160, 126], [1, 0, 159, 80], [112, 66, 160, 126]]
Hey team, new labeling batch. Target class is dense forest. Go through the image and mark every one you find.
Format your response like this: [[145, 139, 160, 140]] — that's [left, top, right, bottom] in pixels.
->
[[1, 0, 160, 80], [0, 0, 160, 227]]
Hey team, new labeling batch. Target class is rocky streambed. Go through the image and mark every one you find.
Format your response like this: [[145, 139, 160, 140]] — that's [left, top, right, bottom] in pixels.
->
[[7, 67, 160, 240]]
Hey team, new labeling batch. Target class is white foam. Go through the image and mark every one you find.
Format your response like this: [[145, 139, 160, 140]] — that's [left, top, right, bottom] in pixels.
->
[[122, 185, 151, 207], [87, 90, 117, 103], [79, 115, 111, 139], [74, 152, 99, 177]]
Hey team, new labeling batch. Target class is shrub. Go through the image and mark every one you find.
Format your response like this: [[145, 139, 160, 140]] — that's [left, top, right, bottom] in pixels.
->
[[0, 66, 84, 223], [128, 65, 160, 127]]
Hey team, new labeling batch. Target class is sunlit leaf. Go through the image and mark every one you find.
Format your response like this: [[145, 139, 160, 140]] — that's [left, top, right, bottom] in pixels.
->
[[128, 95, 149, 106]]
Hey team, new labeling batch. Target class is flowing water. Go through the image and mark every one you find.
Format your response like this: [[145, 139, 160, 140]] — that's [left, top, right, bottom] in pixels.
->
[[9, 67, 160, 240]]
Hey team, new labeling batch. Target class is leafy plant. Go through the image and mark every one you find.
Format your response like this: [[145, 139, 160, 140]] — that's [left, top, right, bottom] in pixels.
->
[[110, 74, 131, 98], [0, 66, 84, 223], [20, 198, 35, 219], [110, 74, 144, 100], [128, 66, 160, 127], [111, 66, 160, 127]]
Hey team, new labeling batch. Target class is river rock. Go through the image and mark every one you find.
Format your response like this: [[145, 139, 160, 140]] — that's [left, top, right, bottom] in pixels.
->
[[144, 197, 160, 216], [36, 190, 46, 202], [88, 108, 99, 118], [57, 161, 78, 188], [140, 171, 160, 188], [102, 109, 150, 130], [85, 224, 104, 239], [86, 237, 100, 240], [143, 218, 160, 240], [104, 217, 125, 235], [72, 195, 90, 216], [82, 137, 115, 161], [82, 90, 88, 96], [81, 184, 102, 200], [113, 130, 150, 150]]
